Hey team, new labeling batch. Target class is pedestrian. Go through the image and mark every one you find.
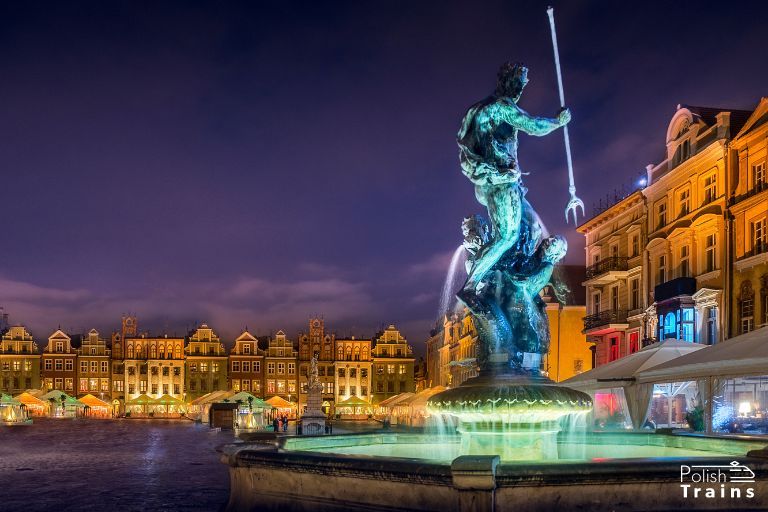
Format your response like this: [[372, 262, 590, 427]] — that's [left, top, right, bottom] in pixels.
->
[[273, 417, 279, 432], [324, 424, 329, 434], [329, 421, 333, 434], [283, 415, 288, 432]]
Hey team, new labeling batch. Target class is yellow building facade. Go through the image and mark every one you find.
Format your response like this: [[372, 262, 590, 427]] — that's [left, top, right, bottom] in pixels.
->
[[731, 98, 768, 335], [0, 325, 40, 393], [577, 100, 766, 366], [185, 323, 228, 401]]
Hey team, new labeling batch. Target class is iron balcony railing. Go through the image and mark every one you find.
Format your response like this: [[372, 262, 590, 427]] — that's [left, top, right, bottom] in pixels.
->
[[585, 256, 628, 280], [583, 309, 629, 331]]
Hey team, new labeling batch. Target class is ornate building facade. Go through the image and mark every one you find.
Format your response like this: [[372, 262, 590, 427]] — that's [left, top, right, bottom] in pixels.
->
[[229, 330, 264, 395], [41, 329, 77, 393], [76, 329, 111, 398], [123, 334, 185, 401], [185, 324, 228, 401], [578, 100, 765, 367], [371, 325, 415, 403], [264, 330, 298, 402], [0, 325, 40, 393], [731, 98, 768, 336], [334, 336, 372, 405]]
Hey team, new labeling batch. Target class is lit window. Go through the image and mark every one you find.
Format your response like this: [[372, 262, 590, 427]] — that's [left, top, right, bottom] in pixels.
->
[[657, 255, 667, 285], [657, 202, 667, 228], [753, 162, 765, 189], [678, 189, 690, 217], [679, 245, 690, 277], [740, 281, 755, 334], [703, 174, 717, 204], [751, 217, 767, 255], [705, 234, 716, 273], [609, 338, 619, 361]]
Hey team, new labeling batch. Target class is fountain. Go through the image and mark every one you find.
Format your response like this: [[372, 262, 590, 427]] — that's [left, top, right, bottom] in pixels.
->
[[424, 59, 591, 461], [221, 16, 768, 510]]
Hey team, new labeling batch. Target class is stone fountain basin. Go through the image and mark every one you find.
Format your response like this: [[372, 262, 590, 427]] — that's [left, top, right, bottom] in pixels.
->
[[221, 432, 768, 511]]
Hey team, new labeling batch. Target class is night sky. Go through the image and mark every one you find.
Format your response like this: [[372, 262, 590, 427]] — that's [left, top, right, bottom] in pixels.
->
[[2, 1, 767, 348]]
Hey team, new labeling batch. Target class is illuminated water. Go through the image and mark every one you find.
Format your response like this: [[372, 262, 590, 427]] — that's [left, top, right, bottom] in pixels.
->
[[286, 432, 768, 463], [437, 245, 465, 321], [0, 418, 233, 511]]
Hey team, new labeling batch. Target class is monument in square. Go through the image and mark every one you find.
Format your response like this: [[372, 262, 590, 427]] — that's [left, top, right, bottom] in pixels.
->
[[426, 10, 592, 459], [300, 353, 326, 435]]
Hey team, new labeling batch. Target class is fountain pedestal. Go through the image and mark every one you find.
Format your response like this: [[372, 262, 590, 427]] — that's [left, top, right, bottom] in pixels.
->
[[428, 358, 591, 461]]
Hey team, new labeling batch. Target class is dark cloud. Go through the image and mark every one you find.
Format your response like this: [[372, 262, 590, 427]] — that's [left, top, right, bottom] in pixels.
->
[[1, 0, 767, 351]]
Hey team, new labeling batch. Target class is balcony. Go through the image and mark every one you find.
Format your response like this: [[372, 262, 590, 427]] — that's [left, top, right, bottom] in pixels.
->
[[654, 277, 696, 303], [735, 244, 768, 272], [583, 309, 629, 335], [584, 256, 629, 285]]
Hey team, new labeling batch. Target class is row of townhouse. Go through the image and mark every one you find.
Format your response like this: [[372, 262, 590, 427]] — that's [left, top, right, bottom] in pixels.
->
[[578, 98, 768, 367], [0, 316, 416, 414]]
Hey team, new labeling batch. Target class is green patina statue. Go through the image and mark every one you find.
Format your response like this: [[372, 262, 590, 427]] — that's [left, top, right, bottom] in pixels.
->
[[456, 62, 571, 372]]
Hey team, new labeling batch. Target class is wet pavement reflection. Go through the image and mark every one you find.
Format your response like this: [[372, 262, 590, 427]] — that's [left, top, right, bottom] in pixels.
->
[[0, 418, 234, 511]]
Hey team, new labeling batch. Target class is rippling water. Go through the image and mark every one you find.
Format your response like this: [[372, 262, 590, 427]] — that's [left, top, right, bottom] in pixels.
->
[[0, 418, 234, 512]]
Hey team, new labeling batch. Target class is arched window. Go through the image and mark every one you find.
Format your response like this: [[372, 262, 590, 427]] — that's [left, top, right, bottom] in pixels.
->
[[740, 281, 755, 334], [362, 347, 369, 361], [337, 347, 343, 360], [150, 345, 157, 359], [114, 342, 122, 358], [136, 344, 142, 359], [346, 347, 352, 361], [174, 344, 181, 359], [127, 344, 134, 358], [354, 347, 360, 361], [158, 345, 165, 359]]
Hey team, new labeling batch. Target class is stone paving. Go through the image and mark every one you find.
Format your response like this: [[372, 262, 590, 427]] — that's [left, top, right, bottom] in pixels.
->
[[0, 418, 234, 512]]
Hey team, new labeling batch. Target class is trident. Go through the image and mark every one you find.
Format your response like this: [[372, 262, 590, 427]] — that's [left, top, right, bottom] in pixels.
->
[[547, 6, 584, 224]]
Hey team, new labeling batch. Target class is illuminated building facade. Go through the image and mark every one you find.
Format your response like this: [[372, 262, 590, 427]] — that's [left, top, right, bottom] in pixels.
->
[[0, 325, 40, 393], [264, 330, 298, 402], [371, 325, 415, 403], [42, 329, 77, 393], [109, 315, 137, 408], [297, 318, 335, 412], [229, 330, 264, 395], [185, 323, 228, 400], [578, 100, 766, 367], [123, 334, 185, 401], [730, 98, 768, 336], [76, 329, 111, 398], [334, 336, 372, 405]]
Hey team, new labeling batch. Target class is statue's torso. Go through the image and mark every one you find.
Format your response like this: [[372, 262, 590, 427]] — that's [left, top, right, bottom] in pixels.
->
[[460, 96, 520, 170]]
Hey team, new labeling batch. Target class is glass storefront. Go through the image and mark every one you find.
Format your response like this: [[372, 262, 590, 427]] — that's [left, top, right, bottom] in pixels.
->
[[712, 375, 768, 434]]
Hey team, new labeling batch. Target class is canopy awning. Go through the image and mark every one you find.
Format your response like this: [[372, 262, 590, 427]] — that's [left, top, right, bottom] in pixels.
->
[[0, 393, 21, 406], [228, 392, 273, 409], [189, 391, 232, 406], [265, 395, 295, 408], [377, 392, 415, 408], [78, 394, 111, 408], [637, 326, 768, 382], [154, 394, 185, 405], [39, 390, 84, 406], [562, 339, 707, 391], [336, 395, 372, 407], [15, 392, 46, 407], [125, 394, 156, 405]]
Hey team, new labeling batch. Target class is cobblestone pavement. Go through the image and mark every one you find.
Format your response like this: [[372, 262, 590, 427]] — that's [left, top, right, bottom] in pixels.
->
[[0, 418, 234, 512]]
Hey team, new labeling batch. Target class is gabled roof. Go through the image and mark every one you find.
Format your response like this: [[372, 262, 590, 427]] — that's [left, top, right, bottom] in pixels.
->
[[734, 97, 768, 139], [235, 331, 258, 342]]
